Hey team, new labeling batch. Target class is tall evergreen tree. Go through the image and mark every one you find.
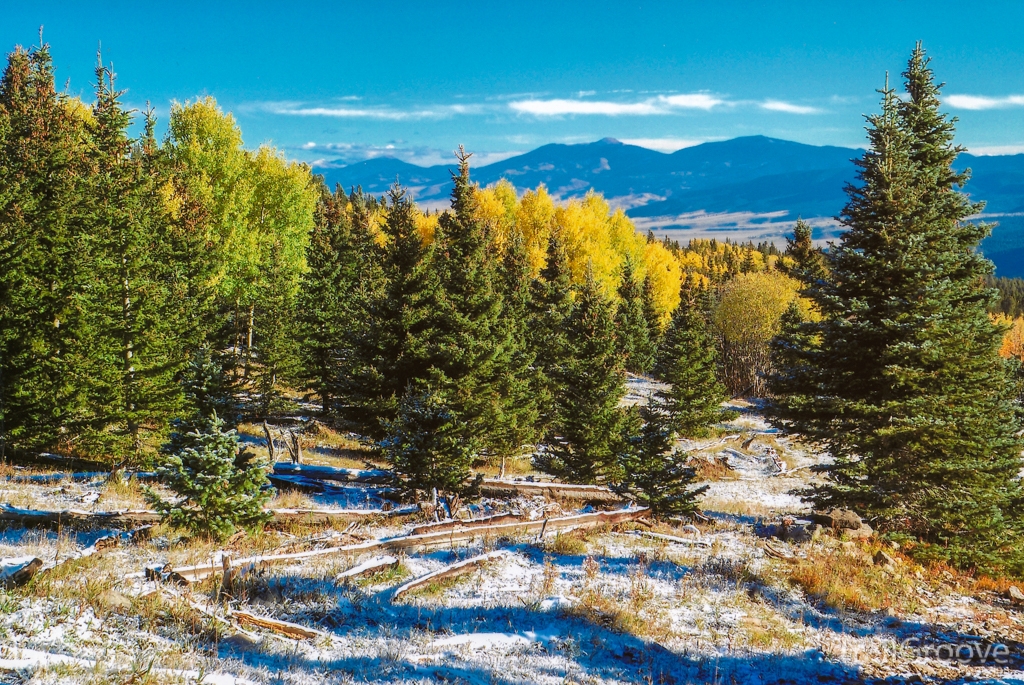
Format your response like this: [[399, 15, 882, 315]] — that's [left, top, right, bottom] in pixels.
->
[[527, 233, 574, 432], [536, 264, 628, 484], [768, 49, 1024, 573], [614, 259, 656, 374], [85, 63, 182, 461], [778, 219, 826, 284], [425, 148, 510, 448], [0, 43, 92, 455], [490, 227, 541, 469], [340, 185, 435, 437], [297, 183, 361, 415], [640, 273, 664, 363], [655, 278, 730, 437]]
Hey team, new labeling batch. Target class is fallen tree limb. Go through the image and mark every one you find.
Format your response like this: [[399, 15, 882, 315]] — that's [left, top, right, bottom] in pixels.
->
[[139, 506, 648, 585], [273, 462, 391, 485], [627, 530, 710, 548], [409, 512, 522, 535], [0, 503, 406, 530], [761, 541, 796, 561], [478, 479, 622, 502], [231, 610, 324, 639], [337, 555, 399, 582], [392, 550, 509, 600]]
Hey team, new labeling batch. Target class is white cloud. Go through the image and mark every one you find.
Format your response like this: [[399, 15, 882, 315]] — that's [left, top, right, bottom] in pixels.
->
[[760, 100, 820, 115], [619, 137, 705, 152], [509, 92, 726, 117], [945, 94, 1024, 110], [296, 142, 522, 168], [658, 93, 724, 110], [262, 101, 483, 120], [509, 98, 667, 116], [965, 144, 1024, 156]]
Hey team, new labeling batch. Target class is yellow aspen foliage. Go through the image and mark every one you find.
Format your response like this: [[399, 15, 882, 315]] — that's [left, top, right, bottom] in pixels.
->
[[474, 180, 518, 251], [414, 209, 439, 245], [641, 240, 683, 325], [513, 186, 556, 274], [995, 314, 1024, 360]]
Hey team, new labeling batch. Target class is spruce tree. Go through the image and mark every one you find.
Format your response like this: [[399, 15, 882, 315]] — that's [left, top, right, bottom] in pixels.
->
[[490, 228, 541, 469], [640, 273, 664, 363], [425, 148, 509, 448], [85, 64, 183, 461], [655, 278, 730, 437], [377, 385, 482, 500], [768, 48, 1024, 573], [527, 233, 574, 432], [0, 43, 92, 455], [536, 265, 628, 484], [613, 402, 708, 517], [614, 259, 656, 374], [341, 185, 435, 437], [147, 413, 270, 540]]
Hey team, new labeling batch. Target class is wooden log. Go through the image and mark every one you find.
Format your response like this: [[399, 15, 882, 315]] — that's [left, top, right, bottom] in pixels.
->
[[0, 557, 42, 588], [626, 530, 710, 548], [409, 512, 522, 535], [0, 504, 163, 528], [231, 610, 323, 639], [336, 555, 399, 582], [478, 479, 622, 502], [136, 506, 648, 585], [273, 462, 391, 485], [392, 550, 509, 600], [4, 471, 160, 485], [0, 504, 401, 530]]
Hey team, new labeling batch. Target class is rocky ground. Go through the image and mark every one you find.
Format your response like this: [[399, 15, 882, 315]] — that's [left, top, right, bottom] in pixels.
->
[[2, 397, 1024, 684]]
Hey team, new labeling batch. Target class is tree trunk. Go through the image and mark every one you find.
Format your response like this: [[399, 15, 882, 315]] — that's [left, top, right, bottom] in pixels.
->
[[244, 304, 255, 379]]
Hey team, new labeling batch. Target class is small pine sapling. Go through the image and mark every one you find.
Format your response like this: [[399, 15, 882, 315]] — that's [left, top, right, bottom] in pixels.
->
[[146, 413, 271, 540], [613, 401, 708, 518], [377, 386, 482, 501]]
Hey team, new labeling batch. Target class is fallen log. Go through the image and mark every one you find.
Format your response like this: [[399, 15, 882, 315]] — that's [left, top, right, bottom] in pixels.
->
[[392, 550, 509, 600], [231, 610, 324, 639], [0, 504, 162, 528], [273, 462, 391, 485], [478, 479, 622, 503], [139, 506, 648, 584], [0, 557, 42, 588], [0, 503, 406, 530], [3, 471, 161, 485], [336, 555, 399, 582], [409, 512, 522, 535], [627, 530, 710, 548]]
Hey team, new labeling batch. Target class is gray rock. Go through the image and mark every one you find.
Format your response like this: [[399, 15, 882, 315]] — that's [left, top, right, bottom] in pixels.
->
[[846, 523, 873, 540], [810, 508, 864, 530], [1007, 585, 1024, 603], [97, 589, 132, 612], [873, 550, 896, 567]]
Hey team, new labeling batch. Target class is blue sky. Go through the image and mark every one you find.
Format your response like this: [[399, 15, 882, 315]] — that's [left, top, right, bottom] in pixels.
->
[[4, 1, 1024, 167]]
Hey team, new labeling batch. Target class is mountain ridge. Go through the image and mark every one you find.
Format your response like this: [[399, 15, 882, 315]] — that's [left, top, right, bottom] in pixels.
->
[[313, 136, 1024, 277]]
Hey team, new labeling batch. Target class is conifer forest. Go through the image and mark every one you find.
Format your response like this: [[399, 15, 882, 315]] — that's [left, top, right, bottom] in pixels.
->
[[2, 35, 1024, 685]]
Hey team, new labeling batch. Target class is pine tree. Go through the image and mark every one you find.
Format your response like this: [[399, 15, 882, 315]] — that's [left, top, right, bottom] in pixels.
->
[[655, 279, 730, 437], [147, 413, 270, 540], [641, 273, 664, 362], [778, 219, 826, 284], [537, 264, 628, 484], [527, 233, 574, 432], [614, 259, 656, 374], [297, 183, 363, 415], [0, 43, 92, 455], [768, 48, 1024, 573], [340, 185, 435, 437], [613, 402, 708, 517], [84, 63, 183, 462], [425, 148, 509, 448], [377, 385, 482, 500], [489, 227, 540, 469]]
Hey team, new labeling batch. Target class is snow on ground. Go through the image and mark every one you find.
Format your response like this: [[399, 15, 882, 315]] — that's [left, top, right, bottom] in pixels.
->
[[3, 406, 1024, 684]]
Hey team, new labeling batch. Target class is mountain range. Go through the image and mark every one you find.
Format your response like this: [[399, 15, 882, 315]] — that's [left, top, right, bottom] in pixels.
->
[[313, 136, 1024, 278]]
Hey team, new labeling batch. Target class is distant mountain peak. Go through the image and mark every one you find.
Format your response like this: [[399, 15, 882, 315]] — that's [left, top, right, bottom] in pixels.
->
[[596, 137, 623, 146]]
